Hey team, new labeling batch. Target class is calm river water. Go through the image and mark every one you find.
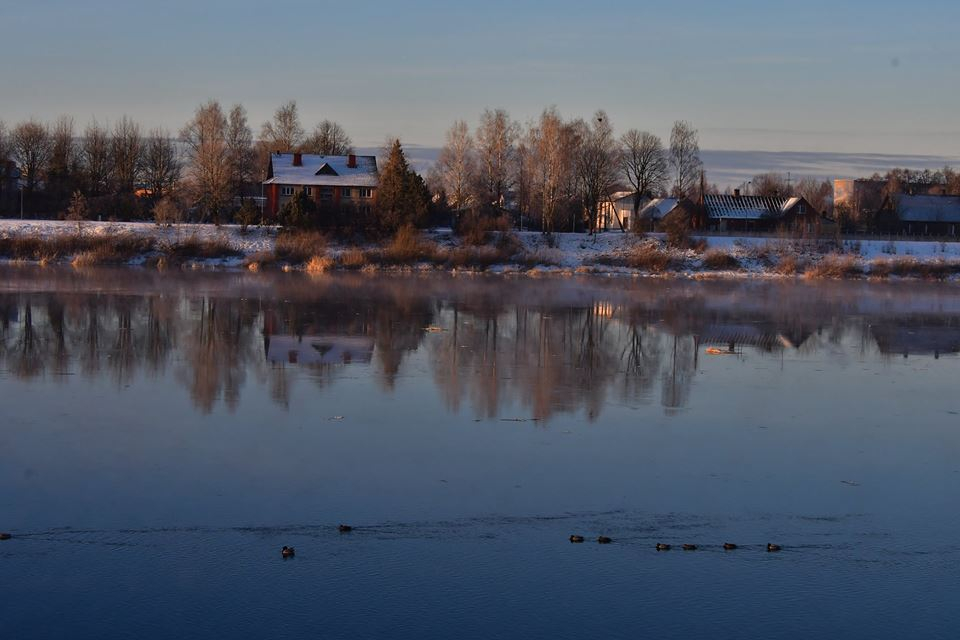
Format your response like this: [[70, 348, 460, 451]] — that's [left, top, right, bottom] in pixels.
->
[[1, 267, 958, 639]]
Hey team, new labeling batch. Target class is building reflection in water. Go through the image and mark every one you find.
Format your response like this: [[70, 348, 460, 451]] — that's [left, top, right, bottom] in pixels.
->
[[1, 271, 960, 421]]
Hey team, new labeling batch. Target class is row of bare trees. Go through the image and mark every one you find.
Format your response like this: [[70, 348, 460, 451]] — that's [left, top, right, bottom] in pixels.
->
[[0, 100, 352, 222], [432, 107, 704, 232]]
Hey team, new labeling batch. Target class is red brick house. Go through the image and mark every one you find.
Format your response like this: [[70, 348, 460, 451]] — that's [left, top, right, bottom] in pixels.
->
[[262, 152, 378, 220]]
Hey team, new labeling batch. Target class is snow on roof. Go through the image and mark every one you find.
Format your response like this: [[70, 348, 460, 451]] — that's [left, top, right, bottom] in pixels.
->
[[638, 198, 679, 220], [704, 194, 800, 220], [263, 153, 378, 187], [895, 195, 960, 223]]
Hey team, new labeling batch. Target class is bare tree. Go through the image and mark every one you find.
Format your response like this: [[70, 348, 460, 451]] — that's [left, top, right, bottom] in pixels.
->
[[621, 129, 668, 221], [142, 128, 181, 200], [574, 110, 619, 233], [0, 121, 8, 162], [65, 190, 89, 233], [435, 120, 476, 210], [527, 107, 578, 233], [48, 116, 78, 193], [302, 120, 353, 155], [81, 120, 111, 196], [11, 120, 51, 193], [152, 196, 182, 227], [795, 176, 833, 214], [111, 116, 142, 194], [226, 104, 254, 199], [180, 100, 231, 222], [475, 108, 519, 207], [751, 172, 789, 197], [260, 100, 304, 152], [669, 120, 701, 198]]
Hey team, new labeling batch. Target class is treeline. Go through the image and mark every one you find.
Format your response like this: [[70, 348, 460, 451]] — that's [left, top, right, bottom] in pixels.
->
[[0, 101, 371, 225], [430, 108, 705, 232]]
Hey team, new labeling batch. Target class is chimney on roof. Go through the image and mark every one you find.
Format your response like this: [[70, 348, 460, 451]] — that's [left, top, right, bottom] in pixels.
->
[[293, 152, 302, 167], [347, 154, 357, 169], [734, 188, 741, 198]]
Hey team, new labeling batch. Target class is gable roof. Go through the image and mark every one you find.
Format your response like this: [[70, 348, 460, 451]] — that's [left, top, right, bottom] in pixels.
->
[[639, 198, 680, 220], [704, 194, 807, 220], [264, 153, 378, 187], [895, 194, 960, 223]]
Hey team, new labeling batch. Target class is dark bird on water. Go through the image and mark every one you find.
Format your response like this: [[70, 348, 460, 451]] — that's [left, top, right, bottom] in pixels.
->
[[597, 536, 613, 544], [723, 543, 738, 550], [281, 546, 295, 558], [656, 543, 671, 551], [338, 524, 353, 533], [682, 544, 698, 551], [0, 533, 11, 541], [767, 543, 782, 552], [569, 535, 585, 543]]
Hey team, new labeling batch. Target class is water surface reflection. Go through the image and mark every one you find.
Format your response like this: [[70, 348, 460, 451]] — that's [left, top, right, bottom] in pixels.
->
[[2, 267, 959, 419]]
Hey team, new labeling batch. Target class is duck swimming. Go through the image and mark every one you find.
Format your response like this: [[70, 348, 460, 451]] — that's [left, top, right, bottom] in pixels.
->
[[767, 543, 782, 552], [655, 543, 671, 551], [569, 535, 585, 543], [723, 543, 738, 550], [682, 544, 698, 551], [597, 536, 613, 544], [281, 546, 295, 558], [338, 524, 353, 533], [0, 533, 11, 541]]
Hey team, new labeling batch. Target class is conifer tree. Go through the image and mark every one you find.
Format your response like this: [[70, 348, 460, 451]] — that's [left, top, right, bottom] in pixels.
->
[[376, 139, 428, 232]]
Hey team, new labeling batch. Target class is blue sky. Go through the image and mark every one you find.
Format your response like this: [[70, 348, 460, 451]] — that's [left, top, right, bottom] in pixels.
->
[[2, 0, 959, 155]]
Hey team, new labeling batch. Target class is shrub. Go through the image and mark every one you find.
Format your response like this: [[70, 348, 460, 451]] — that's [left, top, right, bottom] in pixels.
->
[[235, 200, 260, 231], [773, 254, 803, 275], [456, 212, 512, 246], [305, 255, 334, 274], [702, 249, 740, 270], [338, 248, 368, 270], [244, 250, 276, 271], [594, 243, 675, 272], [153, 197, 182, 227], [380, 225, 439, 264], [275, 231, 327, 264], [805, 254, 862, 279], [162, 237, 240, 261]]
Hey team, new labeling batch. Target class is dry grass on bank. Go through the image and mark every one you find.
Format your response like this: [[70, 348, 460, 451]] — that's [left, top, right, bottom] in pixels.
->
[[274, 231, 327, 264], [160, 237, 240, 262], [869, 256, 960, 280], [593, 243, 676, 273], [701, 248, 741, 271], [805, 254, 863, 279]]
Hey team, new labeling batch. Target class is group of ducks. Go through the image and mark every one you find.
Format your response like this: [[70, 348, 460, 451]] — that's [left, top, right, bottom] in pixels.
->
[[570, 535, 782, 552], [281, 524, 354, 557]]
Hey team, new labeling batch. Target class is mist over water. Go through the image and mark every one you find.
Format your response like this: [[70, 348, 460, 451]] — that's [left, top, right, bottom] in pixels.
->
[[2, 267, 959, 639]]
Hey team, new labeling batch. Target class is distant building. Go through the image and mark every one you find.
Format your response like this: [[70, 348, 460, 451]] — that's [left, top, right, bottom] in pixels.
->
[[834, 178, 948, 222], [877, 194, 960, 236], [262, 152, 378, 220], [703, 193, 821, 233], [597, 191, 647, 231], [637, 197, 697, 232]]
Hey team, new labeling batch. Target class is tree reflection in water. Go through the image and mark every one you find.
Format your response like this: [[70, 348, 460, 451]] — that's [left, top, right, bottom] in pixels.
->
[[2, 268, 960, 420]]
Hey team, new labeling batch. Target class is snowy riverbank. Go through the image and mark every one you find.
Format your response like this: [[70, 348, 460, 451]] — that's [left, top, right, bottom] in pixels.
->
[[2, 219, 960, 280]]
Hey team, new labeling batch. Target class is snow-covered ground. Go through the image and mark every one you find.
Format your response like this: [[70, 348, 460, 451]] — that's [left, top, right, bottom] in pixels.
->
[[3, 219, 960, 278]]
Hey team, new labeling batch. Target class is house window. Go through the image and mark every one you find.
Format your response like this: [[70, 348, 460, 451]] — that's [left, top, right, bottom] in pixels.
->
[[319, 187, 333, 201], [341, 187, 352, 199], [303, 186, 313, 196], [358, 188, 373, 199], [280, 186, 294, 197]]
